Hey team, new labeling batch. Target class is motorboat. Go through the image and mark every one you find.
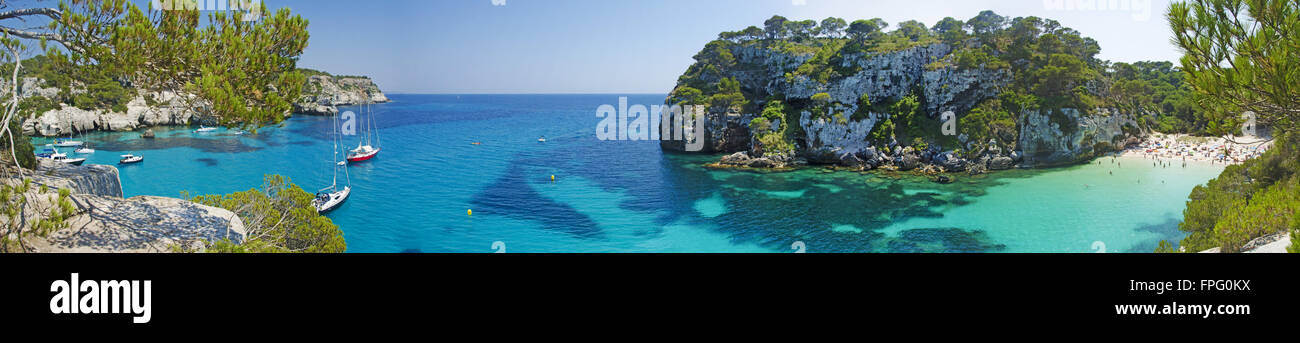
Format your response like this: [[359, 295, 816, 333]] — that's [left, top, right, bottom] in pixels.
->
[[75, 146, 95, 154], [119, 154, 144, 164], [194, 126, 217, 133], [40, 149, 86, 166]]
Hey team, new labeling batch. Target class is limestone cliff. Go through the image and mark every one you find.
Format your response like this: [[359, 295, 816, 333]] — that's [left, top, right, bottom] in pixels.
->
[[292, 74, 391, 116], [2, 161, 245, 253], [17, 71, 389, 137], [666, 41, 1143, 171]]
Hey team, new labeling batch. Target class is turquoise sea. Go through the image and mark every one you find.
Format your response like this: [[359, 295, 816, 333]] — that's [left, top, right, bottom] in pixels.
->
[[34, 94, 1226, 253]]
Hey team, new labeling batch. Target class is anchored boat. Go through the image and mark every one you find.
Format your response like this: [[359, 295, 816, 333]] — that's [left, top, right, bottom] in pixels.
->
[[345, 99, 381, 163], [119, 154, 144, 164], [315, 104, 352, 213], [41, 149, 86, 166]]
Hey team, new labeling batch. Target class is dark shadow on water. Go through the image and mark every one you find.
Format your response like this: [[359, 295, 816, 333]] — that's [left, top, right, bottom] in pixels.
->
[[1123, 215, 1186, 253], [470, 164, 604, 239], [196, 158, 218, 167], [94, 135, 266, 154]]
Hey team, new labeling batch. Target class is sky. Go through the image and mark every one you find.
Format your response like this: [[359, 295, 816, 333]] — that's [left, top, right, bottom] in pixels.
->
[[263, 0, 1183, 94]]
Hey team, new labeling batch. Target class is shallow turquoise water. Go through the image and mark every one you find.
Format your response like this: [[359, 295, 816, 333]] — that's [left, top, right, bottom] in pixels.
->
[[33, 94, 1224, 253]]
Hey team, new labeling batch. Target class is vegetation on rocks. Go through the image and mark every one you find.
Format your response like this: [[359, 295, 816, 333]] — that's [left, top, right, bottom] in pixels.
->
[[184, 175, 345, 253], [673, 10, 1211, 161], [1160, 0, 1300, 253]]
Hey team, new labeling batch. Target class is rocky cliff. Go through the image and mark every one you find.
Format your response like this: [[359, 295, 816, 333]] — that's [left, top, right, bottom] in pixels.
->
[[17, 72, 389, 137], [292, 74, 391, 116], [666, 41, 1143, 172], [1017, 108, 1141, 167], [2, 161, 245, 252]]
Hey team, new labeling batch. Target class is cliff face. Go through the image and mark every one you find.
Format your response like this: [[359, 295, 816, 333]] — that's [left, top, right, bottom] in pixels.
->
[[2, 161, 245, 253], [667, 41, 1142, 170], [1017, 108, 1141, 167], [22, 90, 201, 137], [18, 72, 389, 137], [292, 75, 391, 116]]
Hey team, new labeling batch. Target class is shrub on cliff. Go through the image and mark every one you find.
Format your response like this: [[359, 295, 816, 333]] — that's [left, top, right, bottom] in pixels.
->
[[186, 175, 345, 253]]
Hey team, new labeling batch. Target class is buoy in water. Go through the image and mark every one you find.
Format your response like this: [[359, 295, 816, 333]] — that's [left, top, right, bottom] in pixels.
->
[[467, 209, 473, 216], [551, 175, 555, 182]]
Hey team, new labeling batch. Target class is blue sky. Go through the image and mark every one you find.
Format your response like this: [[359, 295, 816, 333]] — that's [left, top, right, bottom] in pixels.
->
[[266, 0, 1180, 94]]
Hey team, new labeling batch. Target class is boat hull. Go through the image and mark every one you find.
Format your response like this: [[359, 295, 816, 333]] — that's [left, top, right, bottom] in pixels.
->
[[314, 186, 351, 213], [346, 148, 380, 162]]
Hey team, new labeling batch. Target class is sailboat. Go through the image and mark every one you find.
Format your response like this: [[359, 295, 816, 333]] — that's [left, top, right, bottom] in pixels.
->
[[314, 107, 352, 213], [346, 99, 381, 162], [54, 127, 84, 147]]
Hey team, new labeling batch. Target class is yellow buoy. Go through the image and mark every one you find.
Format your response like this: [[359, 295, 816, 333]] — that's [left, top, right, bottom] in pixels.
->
[[467, 209, 473, 216], [551, 175, 555, 182]]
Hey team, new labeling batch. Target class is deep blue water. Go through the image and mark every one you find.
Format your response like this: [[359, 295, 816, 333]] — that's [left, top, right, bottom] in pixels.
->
[[35, 94, 1223, 253]]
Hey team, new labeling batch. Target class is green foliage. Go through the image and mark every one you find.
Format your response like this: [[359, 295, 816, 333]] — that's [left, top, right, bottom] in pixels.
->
[[57, 0, 311, 130], [0, 179, 77, 252], [1154, 240, 1177, 253], [1175, 134, 1300, 252], [1170, 0, 1300, 134], [188, 175, 345, 253], [709, 77, 747, 111], [0, 115, 36, 169], [750, 100, 796, 156], [669, 86, 705, 106]]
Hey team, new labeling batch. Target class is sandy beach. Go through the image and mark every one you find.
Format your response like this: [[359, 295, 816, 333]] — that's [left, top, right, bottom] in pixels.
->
[[1115, 133, 1273, 167]]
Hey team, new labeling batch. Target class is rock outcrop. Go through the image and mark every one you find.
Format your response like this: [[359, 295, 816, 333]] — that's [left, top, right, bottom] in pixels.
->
[[666, 40, 1144, 172], [1017, 108, 1140, 167], [19, 72, 389, 136], [22, 90, 200, 137], [3, 161, 245, 253], [292, 74, 391, 116]]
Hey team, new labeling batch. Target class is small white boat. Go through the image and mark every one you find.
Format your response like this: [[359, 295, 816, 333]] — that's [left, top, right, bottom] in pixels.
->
[[119, 154, 144, 164], [313, 186, 351, 213], [194, 126, 217, 133], [75, 147, 95, 154], [538, 137, 547, 142]]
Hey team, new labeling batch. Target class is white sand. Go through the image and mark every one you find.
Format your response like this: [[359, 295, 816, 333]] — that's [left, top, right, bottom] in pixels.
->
[[1116, 133, 1273, 166]]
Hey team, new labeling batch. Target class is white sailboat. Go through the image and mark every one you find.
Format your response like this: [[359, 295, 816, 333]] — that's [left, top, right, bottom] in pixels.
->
[[346, 99, 381, 162], [54, 127, 84, 147], [314, 107, 352, 213]]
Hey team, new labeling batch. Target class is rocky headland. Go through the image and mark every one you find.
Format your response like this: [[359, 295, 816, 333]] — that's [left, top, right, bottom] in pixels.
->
[[14, 71, 389, 137], [662, 15, 1161, 179]]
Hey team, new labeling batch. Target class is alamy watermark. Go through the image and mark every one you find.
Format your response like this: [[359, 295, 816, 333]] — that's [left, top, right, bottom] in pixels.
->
[[1044, 0, 1153, 21], [153, 0, 263, 21], [596, 97, 706, 152]]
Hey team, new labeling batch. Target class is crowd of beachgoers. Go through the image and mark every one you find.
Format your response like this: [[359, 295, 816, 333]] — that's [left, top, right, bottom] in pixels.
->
[[1117, 133, 1272, 166]]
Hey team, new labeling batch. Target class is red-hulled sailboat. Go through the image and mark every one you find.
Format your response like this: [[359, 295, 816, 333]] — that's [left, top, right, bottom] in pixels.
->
[[346, 99, 381, 163]]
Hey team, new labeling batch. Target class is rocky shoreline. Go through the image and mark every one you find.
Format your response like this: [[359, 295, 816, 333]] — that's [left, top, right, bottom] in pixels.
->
[[2, 161, 245, 252], [16, 72, 389, 137]]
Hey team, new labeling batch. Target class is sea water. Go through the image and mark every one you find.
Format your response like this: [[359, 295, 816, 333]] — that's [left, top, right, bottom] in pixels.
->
[[33, 94, 1225, 253]]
